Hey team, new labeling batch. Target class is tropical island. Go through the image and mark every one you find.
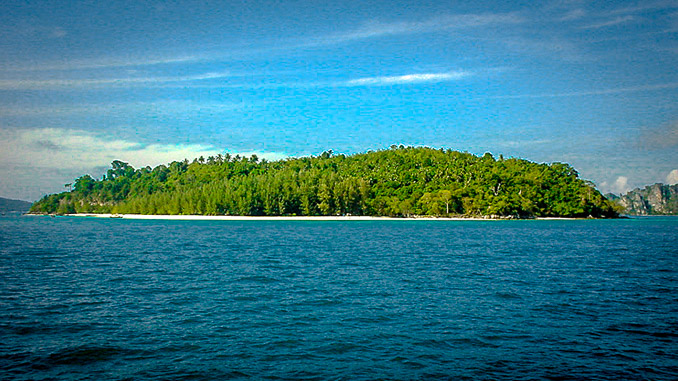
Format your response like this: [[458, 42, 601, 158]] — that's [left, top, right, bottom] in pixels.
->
[[30, 146, 620, 219]]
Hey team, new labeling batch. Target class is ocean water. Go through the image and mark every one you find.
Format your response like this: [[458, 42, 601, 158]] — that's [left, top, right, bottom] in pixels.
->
[[1, 215, 677, 380]]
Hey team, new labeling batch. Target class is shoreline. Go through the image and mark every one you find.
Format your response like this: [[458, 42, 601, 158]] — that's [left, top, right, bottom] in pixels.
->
[[27, 213, 581, 221], [66, 213, 487, 221]]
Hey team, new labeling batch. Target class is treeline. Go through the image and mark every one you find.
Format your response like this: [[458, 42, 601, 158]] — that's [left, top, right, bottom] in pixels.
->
[[30, 146, 619, 218]]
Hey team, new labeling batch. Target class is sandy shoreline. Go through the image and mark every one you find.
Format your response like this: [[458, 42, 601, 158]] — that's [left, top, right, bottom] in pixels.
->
[[35, 213, 578, 221], [62, 213, 484, 221]]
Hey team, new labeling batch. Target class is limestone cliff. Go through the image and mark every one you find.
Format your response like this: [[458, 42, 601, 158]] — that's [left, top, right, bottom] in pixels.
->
[[610, 183, 678, 215]]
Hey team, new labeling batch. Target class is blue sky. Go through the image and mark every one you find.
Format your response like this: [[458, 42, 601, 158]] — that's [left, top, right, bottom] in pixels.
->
[[1, 0, 677, 201]]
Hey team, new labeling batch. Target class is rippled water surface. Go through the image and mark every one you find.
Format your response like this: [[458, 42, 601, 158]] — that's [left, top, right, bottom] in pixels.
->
[[1, 215, 677, 380]]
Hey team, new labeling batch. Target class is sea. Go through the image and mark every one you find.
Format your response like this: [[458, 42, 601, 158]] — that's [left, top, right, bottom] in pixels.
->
[[1, 214, 677, 380]]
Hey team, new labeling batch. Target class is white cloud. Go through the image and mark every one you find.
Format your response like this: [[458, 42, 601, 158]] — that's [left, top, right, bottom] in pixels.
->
[[232, 12, 526, 53], [329, 12, 525, 43], [487, 81, 678, 100], [580, 15, 634, 29], [344, 71, 470, 86], [611, 176, 631, 194], [0, 72, 231, 90], [0, 128, 219, 169], [0, 128, 287, 200], [2, 13, 524, 74], [600, 176, 633, 195], [667, 169, 678, 185], [560, 9, 587, 21], [6, 24, 68, 41], [1, 55, 204, 72], [496, 35, 588, 62], [49, 27, 67, 39], [609, 1, 678, 15], [496, 139, 553, 148], [0, 100, 242, 117]]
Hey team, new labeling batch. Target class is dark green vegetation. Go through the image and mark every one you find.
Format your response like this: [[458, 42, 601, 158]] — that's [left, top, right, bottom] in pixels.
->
[[0, 197, 32, 213], [30, 146, 618, 218]]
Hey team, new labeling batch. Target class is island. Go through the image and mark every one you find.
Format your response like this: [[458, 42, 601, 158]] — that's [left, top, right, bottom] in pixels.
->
[[606, 183, 678, 215], [30, 146, 620, 219], [0, 197, 32, 213]]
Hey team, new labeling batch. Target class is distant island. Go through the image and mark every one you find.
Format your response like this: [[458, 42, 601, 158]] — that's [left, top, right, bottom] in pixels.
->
[[606, 183, 678, 215], [30, 146, 619, 218], [0, 197, 32, 213]]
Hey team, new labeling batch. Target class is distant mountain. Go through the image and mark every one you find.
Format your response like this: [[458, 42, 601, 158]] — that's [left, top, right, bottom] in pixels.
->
[[0, 197, 32, 212], [609, 183, 678, 215]]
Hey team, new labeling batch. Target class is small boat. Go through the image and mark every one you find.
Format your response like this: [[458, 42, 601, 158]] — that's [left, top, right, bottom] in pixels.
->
[[110, 214, 123, 218]]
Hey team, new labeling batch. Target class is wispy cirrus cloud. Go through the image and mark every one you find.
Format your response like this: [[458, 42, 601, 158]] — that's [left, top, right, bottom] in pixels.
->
[[0, 72, 231, 90], [0, 100, 243, 117], [326, 12, 525, 43], [343, 71, 471, 86], [560, 8, 587, 21], [49, 27, 67, 38], [186, 12, 527, 58], [119, 70, 475, 90], [580, 15, 634, 29], [609, 0, 678, 15], [0, 55, 205, 72], [2, 12, 525, 73], [487, 81, 678, 99], [4, 24, 68, 40]]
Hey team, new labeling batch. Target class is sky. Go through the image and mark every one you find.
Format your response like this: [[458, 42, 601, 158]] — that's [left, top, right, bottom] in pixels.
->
[[1, 0, 677, 201]]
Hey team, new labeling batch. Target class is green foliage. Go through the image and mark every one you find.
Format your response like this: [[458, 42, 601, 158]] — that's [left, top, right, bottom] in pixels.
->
[[30, 147, 619, 218]]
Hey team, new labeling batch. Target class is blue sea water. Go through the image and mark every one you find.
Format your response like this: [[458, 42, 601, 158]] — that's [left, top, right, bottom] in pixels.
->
[[1, 215, 677, 380]]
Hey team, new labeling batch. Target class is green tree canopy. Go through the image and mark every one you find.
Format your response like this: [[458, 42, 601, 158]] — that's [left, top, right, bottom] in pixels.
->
[[30, 146, 619, 218]]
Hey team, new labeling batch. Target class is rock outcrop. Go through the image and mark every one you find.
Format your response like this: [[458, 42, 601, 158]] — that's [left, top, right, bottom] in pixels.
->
[[610, 183, 678, 215]]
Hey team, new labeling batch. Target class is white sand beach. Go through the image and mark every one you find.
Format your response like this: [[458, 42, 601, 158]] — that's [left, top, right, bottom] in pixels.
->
[[65, 213, 497, 221]]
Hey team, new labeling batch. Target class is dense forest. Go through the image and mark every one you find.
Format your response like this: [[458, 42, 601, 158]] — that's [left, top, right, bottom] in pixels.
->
[[30, 146, 619, 218]]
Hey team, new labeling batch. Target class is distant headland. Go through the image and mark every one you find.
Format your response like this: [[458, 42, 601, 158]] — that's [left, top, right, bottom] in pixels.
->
[[29, 146, 620, 219], [606, 183, 678, 215], [0, 197, 32, 213]]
